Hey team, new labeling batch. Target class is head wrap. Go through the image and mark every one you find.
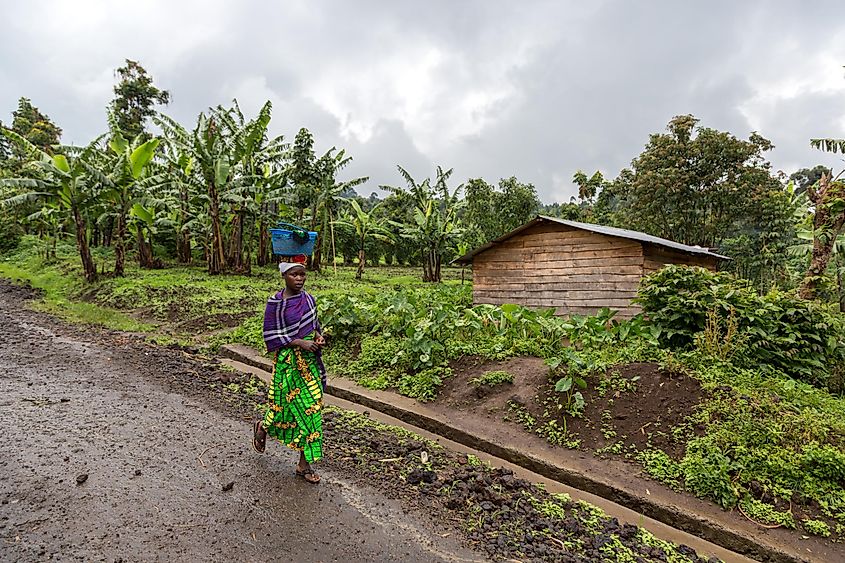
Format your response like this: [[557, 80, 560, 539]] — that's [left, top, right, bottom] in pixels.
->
[[279, 262, 306, 274]]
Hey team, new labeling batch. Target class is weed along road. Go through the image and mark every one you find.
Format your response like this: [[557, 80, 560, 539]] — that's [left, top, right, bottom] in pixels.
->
[[0, 282, 481, 562]]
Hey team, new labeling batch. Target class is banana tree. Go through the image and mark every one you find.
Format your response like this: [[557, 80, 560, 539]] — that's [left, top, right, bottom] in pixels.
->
[[312, 149, 368, 272], [0, 128, 104, 281], [91, 116, 160, 275], [26, 203, 64, 259], [128, 201, 166, 268], [216, 100, 287, 274], [333, 199, 393, 279], [384, 165, 464, 282], [155, 112, 232, 274]]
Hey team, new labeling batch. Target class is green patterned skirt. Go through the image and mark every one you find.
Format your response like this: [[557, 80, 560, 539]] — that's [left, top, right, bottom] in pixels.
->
[[262, 345, 324, 463]]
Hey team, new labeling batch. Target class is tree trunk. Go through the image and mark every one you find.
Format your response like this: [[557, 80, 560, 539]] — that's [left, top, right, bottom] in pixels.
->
[[103, 216, 114, 247], [330, 213, 337, 274], [311, 233, 322, 272], [177, 187, 192, 264], [422, 248, 440, 282], [838, 265, 845, 314], [113, 212, 126, 277], [207, 182, 226, 275], [136, 223, 155, 269], [306, 200, 319, 271], [228, 211, 248, 274], [177, 229, 192, 264], [356, 248, 365, 279], [73, 208, 97, 283], [257, 218, 270, 267], [800, 173, 845, 300]]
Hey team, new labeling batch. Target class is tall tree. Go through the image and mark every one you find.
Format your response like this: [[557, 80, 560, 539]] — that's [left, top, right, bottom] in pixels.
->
[[462, 178, 497, 249], [311, 150, 368, 271], [790, 165, 829, 195], [93, 114, 161, 275], [8, 98, 62, 173], [613, 115, 781, 248], [496, 176, 541, 233], [216, 100, 287, 275], [155, 111, 231, 274], [461, 176, 540, 249], [111, 60, 170, 139], [289, 128, 319, 223], [797, 167, 845, 300]]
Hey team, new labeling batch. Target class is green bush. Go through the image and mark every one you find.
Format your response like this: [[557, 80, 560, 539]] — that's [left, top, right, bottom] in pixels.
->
[[637, 265, 845, 389], [803, 519, 832, 537], [398, 366, 451, 402], [679, 440, 739, 509]]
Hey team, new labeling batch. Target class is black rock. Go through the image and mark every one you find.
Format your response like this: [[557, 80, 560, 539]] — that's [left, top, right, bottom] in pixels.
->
[[222, 481, 234, 492], [75, 473, 88, 485], [406, 469, 424, 485]]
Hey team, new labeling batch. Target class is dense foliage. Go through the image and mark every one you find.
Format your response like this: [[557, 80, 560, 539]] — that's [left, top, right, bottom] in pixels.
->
[[638, 265, 845, 390]]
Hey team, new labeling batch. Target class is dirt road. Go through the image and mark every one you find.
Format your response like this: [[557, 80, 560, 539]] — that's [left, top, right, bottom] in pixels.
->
[[0, 282, 483, 563]]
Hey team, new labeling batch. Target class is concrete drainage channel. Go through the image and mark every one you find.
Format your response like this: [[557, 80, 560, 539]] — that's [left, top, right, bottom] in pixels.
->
[[219, 344, 814, 563]]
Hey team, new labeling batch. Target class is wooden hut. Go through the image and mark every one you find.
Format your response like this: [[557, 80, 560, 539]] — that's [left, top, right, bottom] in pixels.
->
[[454, 216, 728, 318]]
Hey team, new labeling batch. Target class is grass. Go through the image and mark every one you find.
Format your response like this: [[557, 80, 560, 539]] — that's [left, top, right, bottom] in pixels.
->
[[0, 240, 154, 332]]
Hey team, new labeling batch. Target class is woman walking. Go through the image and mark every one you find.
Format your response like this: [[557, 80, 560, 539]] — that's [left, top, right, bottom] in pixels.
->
[[253, 261, 326, 484]]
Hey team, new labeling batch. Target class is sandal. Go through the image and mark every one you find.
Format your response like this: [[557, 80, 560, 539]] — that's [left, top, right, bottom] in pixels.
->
[[252, 421, 266, 454], [295, 467, 321, 484]]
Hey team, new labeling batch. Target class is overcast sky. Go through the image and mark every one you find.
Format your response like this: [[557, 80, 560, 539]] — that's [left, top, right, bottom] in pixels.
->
[[2, 0, 845, 202]]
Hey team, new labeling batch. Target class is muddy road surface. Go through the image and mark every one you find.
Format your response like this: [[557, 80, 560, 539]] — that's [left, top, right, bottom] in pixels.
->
[[0, 282, 483, 563]]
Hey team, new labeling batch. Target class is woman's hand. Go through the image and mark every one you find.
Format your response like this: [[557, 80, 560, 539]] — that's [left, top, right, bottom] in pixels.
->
[[292, 339, 320, 352], [315, 334, 326, 348]]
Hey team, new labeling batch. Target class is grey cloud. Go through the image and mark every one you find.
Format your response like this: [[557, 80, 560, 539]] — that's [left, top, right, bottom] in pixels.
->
[[2, 0, 845, 203]]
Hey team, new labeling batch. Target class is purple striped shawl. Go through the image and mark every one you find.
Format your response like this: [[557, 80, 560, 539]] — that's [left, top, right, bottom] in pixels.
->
[[263, 290, 325, 378]]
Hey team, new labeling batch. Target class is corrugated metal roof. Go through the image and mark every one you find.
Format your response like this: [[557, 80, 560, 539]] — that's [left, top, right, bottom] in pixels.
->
[[453, 215, 730, 263]]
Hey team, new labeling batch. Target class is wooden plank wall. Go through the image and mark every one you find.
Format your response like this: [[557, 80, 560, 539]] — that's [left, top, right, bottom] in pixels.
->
[[472, 223, 645, 318], [642, 245, 720, 275]]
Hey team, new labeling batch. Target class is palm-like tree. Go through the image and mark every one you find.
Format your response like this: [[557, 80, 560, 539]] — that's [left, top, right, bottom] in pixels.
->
[[155, 111, 232, 274], [333, 199, 393, 279], [89, 114, 160, 275], [383, 165, 464, 282], [216, 100, 287, 274], [1, 129, 103, 281], [311, 149, 368, 272], [155, 101, 288, 275]]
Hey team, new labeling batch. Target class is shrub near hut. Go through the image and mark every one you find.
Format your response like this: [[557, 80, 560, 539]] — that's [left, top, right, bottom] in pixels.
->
[[637, 265, 845, 391]]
